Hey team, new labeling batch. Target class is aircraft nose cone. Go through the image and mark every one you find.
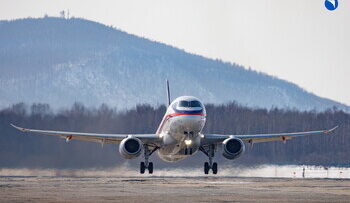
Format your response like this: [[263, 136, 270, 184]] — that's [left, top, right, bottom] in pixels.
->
[[175, 115, 203, 132]]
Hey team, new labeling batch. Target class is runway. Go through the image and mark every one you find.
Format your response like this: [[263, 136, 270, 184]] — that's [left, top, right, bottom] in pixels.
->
[[1, 176, 350, 202]]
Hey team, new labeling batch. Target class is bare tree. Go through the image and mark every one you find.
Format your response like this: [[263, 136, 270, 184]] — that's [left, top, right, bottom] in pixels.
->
[[59, 10, 65, 18]]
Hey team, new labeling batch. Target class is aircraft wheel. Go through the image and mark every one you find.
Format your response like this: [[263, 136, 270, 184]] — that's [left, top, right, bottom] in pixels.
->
[[204, 162, 209, 174], [212, 162, 218, 174], [148, 162, 153, 174], [140, 162, 146, 174]]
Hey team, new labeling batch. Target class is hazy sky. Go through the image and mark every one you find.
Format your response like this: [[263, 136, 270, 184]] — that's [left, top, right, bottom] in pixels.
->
[[1, 0, 349, 105]]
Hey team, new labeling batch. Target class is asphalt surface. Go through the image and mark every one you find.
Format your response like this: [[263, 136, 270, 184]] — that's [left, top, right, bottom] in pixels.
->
[[1, 176, 350, 202]]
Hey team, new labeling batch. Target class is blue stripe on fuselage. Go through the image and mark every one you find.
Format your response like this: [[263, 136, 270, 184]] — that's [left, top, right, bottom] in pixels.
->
[[173, 109, 203, 114]]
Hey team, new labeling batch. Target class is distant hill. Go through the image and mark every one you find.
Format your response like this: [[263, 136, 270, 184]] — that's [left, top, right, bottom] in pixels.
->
[[0, 17, 348, 112]]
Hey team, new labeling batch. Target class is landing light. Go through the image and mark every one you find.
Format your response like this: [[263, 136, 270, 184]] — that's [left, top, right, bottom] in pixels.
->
[[184, 139, 192, 145]]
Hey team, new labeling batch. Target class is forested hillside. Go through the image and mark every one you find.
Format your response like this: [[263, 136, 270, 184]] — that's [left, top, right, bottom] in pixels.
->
[[0, 17, 348, 112], [0, 103, 348, 169]]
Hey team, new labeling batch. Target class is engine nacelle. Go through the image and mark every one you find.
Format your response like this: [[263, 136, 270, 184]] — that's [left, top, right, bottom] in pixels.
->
[[119, 137, 143, 159], [222, 137, 245, 160]]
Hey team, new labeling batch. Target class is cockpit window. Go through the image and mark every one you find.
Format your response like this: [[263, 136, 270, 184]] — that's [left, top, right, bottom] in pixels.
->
[[178, 100, 201, 107], [190, 100, 201, 107], [178, 101, 190, 107]]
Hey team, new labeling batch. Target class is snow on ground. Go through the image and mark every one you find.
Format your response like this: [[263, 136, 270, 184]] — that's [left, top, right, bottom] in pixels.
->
[[0, 165, 349, 179]]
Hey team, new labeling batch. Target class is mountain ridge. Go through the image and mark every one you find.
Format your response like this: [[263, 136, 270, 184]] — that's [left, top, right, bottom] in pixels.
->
[[0, 17, 348, 112]]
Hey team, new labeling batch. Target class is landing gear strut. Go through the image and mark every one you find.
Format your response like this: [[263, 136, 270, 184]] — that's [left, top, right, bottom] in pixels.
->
[[200, 144, 218, 174], [140, 145, 158, 174]]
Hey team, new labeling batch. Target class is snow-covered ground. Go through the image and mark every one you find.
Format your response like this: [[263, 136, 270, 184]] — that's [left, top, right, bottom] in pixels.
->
[[1, 165, 349, 179]]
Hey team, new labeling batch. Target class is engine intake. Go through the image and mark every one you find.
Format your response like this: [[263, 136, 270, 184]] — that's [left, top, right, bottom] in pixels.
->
[[119, 137, 143, 159], [222, 137, 245, 160]]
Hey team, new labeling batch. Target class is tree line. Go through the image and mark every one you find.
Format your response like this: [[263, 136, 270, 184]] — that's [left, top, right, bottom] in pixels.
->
[[0, 102, 349, 169]]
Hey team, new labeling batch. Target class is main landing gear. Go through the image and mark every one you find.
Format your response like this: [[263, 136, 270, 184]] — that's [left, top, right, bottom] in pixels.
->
[[140, 161, 153, 174], [200, 144, 218, 174], [140, 145, 159, 174]]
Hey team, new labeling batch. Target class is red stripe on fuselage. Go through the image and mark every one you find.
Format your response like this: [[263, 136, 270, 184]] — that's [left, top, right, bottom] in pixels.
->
[[156, 112, 205, 134], [167, 112, 204, 117]]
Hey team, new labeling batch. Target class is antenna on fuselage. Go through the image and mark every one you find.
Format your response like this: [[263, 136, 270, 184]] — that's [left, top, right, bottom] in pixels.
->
[[166, 79, 171, 106]]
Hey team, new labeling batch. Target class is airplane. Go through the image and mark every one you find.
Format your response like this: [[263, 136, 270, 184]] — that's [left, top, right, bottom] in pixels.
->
[[11, 80, 338, 174]]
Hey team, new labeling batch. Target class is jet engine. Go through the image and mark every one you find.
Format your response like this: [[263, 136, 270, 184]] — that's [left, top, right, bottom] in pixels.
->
[[119, 137, 143, 159], [222, 137, 245, 160]]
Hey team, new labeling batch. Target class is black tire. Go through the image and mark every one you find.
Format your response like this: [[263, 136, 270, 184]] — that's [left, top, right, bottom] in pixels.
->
[[204, 162, 209, 174], [212, 162, 218, 174], [140, 162, 145, 174], [148, 162, 153, 174]]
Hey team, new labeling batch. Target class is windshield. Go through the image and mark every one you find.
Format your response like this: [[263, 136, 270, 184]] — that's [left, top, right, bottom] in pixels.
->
[[190, 100, 201, 107], [178, 100, 201, 108]]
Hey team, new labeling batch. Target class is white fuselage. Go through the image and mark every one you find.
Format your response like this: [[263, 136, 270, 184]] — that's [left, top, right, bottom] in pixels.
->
[[156, 96, 206, 162]]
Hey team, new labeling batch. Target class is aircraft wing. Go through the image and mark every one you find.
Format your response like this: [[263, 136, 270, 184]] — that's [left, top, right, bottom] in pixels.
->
[[202, 126, 338, 145], [11, 124, 160, 145]]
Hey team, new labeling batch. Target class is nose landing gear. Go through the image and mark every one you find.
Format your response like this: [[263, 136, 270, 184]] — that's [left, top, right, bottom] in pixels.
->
[[200, 144, 218, 174]]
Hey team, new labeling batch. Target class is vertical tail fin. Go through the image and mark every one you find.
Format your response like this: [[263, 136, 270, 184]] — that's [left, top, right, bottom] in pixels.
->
[[166, 79, 171, 106]]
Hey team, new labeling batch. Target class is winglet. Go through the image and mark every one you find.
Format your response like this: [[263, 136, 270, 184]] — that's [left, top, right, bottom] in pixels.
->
[[10, 123, 28, 132], [324, 125, 339, 134]]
